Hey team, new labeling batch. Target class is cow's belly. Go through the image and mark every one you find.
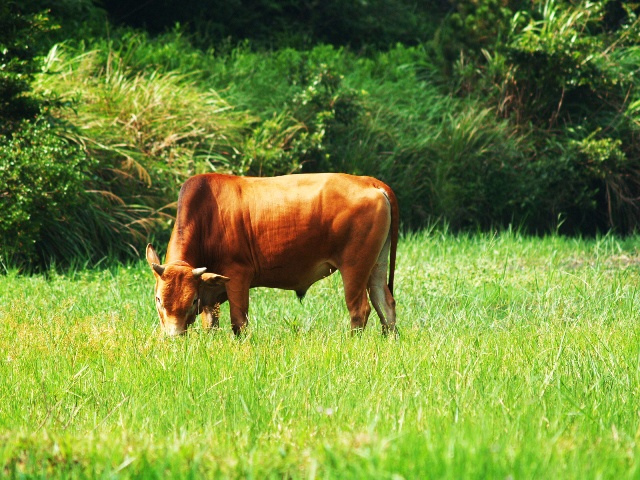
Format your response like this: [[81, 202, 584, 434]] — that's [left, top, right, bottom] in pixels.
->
[[252, 260, 336, 291]]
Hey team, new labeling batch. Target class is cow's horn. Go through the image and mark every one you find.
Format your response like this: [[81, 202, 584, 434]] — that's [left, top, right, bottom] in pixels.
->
[[192, 267, 207, 277], [152, 263, 166, 276]]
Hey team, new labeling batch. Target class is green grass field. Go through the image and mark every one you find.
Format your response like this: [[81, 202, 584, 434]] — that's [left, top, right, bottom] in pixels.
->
[[2, 232, 640, 478]]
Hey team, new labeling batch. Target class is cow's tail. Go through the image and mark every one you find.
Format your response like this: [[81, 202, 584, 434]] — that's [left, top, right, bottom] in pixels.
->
[[378, 182, 399, 297]]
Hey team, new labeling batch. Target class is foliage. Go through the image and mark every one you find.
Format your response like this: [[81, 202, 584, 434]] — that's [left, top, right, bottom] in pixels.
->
[[432, 0, 514, 82], [239, 112, 307, 176], [4, 0, 640, 269], [433, 0, 640, 233], [502, 0, 640, 232], [20, 0, 107, 43], [0, 122, 94, 266], [502, 0, 636, 124], [0, 1, 51, 134], [289, 61, 365, 173], [23, 44, 267, 268]]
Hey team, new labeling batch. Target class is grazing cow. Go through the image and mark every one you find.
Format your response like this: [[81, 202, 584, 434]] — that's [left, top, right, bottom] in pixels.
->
[[146, 173, 398, 336]]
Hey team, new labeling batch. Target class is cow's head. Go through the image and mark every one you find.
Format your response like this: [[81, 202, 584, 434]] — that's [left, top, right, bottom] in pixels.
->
[[146, 244, 229, 336]]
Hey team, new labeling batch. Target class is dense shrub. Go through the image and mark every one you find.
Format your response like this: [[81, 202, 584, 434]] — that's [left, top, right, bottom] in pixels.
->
[[432, 0, 640, 233], [504, 1, 640, 232], [20, 0, 107, 43], [0, 122, 93, 266], [0, 119, 171, 269], [30, 44, 262, 265]]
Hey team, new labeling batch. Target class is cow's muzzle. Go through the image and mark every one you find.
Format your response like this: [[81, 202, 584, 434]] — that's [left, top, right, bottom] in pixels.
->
[[162, 324, 187, 336]]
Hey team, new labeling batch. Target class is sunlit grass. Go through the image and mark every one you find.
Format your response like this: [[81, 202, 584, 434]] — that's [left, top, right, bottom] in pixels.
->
[[38, 44, 250, 175], [1, 232, 640, 477]]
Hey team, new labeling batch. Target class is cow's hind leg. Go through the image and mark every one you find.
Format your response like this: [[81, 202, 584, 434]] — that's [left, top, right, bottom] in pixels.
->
[[368, 269, 397, 336], [368, 236, 397, 336]]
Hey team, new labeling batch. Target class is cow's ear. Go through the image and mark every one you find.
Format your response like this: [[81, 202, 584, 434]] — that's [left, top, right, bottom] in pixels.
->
[[201, 273, 230, 287], [146, 244, 161, 267]]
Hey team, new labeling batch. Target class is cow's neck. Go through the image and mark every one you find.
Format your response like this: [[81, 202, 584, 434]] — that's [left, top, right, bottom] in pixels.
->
[[165, 217, 219, 270], [165, 240, 200, 268]]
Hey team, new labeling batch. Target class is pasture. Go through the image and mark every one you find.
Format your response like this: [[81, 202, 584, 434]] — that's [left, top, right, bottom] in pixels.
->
[[1, 231, 640, 478]]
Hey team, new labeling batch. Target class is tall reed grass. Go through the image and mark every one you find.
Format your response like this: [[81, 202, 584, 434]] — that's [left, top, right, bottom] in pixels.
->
[[28, 43, 257, 266]]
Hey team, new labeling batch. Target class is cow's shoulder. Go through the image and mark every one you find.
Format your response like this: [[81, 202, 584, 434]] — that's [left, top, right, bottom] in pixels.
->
[[178, 173, 245, 206], [180, 173, 241, 192]]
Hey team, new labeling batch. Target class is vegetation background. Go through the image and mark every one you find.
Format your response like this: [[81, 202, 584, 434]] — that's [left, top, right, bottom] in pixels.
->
[[1, 0, 639, 270]]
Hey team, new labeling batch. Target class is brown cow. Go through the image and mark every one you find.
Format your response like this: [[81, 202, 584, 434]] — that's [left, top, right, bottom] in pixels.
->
[[146, 173, 398, 336]]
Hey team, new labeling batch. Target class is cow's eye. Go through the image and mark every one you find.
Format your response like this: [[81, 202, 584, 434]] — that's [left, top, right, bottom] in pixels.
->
[[156, 296, 162, 308]]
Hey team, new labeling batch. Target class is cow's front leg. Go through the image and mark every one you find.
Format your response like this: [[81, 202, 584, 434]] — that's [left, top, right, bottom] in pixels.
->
[[199, 287, 227, 331], [226, 280, 250, 335], [202, 303, 221, 329]]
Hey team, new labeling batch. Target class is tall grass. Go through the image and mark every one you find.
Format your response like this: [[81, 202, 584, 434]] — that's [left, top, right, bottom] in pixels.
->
[[39, 44, 252, 178], [26, 43, 257, 266], [49, 37, 530, 229], [1, 233, 640, 477]]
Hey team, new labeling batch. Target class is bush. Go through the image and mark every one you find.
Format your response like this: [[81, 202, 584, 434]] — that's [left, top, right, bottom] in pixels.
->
[[431, 0, 640, 233], [26, 43, 269, 267], [0, 122, 94, 267], [501, 0, 640, 232], [87, 37, 542, 231]]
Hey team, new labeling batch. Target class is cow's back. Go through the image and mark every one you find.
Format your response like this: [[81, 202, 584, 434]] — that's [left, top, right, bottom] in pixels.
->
[[168, 173, 393, 291]]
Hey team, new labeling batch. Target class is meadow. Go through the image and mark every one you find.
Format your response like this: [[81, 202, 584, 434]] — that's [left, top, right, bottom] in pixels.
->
[[1, 231, 640, 478]]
